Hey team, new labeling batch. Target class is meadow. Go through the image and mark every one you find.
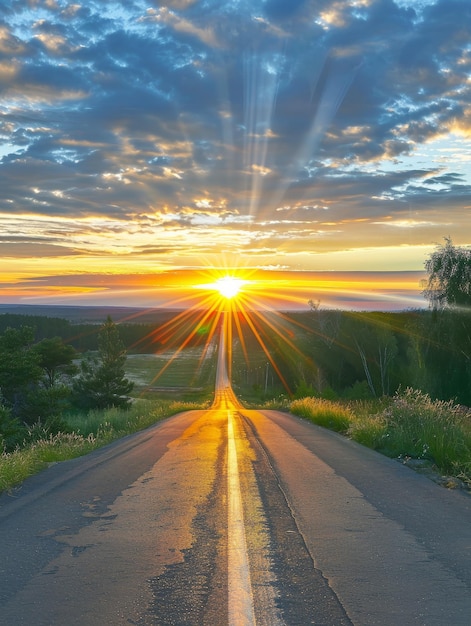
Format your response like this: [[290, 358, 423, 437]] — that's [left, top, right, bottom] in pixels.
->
[[124, 345, 217, 399]]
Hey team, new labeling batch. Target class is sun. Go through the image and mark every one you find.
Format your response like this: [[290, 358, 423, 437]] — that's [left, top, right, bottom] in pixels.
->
[[214, 276, 245, 299], [193, 272, 250, 301]]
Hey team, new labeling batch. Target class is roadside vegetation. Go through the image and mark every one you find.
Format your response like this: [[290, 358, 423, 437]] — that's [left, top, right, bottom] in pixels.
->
[[290, 389, 471, 488], [0, 319, 214, 493], [0, 398, 209, 493]]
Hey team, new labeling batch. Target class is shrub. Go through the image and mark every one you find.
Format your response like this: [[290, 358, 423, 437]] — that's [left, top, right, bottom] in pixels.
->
[[343, 380, 374, 400], [294, 381, 316, 399]]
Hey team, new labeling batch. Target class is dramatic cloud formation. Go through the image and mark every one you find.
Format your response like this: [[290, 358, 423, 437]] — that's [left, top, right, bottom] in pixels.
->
[[0, 0, 470, 307]]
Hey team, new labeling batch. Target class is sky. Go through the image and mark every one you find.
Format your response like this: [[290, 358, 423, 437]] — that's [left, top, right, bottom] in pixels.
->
[[0, 0, 470, 310]]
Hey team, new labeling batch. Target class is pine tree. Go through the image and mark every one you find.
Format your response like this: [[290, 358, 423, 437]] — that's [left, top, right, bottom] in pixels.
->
[[73, 316, 134, 410]]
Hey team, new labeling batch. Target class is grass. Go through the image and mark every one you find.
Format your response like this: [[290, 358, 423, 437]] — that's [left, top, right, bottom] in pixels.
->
[[126, 346, 217, 398], [290, 388, 471, 487], [0, 432, 100, 493], [290, 397, 353, 432], [66, 398, 209, 438], [0, 398, 211, 494], [375, 388, 471, 476]]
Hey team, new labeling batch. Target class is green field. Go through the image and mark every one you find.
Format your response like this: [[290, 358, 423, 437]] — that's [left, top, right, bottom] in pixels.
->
[[126, 344, 218, 401]]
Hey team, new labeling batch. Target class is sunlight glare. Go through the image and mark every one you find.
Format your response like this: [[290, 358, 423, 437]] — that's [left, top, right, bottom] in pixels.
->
[[214, 276, 245, 299]]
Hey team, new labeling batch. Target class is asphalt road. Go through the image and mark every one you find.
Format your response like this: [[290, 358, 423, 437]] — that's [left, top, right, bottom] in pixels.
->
[[0, 329, 470, 624]]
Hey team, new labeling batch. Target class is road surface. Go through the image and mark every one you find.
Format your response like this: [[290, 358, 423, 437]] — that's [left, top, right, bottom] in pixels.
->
[[0, 320, 470, 625]]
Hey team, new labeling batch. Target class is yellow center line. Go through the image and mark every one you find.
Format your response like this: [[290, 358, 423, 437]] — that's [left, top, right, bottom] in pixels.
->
[[227, 410, 256, 625]]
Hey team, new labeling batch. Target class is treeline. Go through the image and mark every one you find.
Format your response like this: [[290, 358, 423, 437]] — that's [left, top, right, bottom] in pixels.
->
[[0, 313, 169, 353], [279, 308, 470, 406], [0, 311, 210, 353]]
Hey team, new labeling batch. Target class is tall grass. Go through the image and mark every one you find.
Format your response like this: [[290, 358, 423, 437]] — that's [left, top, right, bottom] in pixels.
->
[[290, 388, 471, 485], [377, 388, 471, 476], [66, 399, 198, 439], [0, 398, 209, 493], [0, 432, 99, 492], [290, 397, 353, 432]]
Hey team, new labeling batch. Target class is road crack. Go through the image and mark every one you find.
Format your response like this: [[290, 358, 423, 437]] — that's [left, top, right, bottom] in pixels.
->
[[142, 426, 227, 626], [241, 412, 353, 626]]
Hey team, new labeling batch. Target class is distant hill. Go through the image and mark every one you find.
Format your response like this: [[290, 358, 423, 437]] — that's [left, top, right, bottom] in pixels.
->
[[0, 304, 179, 325]]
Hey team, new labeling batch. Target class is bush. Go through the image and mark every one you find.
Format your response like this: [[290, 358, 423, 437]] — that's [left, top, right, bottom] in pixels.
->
[[293, 381, 316, 399], [22, 386, 72, 428], [343, 380, 374, 400]]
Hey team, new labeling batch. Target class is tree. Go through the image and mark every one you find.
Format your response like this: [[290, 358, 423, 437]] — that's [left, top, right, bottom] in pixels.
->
[[421, 239, 471, 404], [34, 337, 77, 388], [0, 397, 27, 452], [422, 238, 471, 309], [73, 316, 134, 410], [0, 326, 42, 416]]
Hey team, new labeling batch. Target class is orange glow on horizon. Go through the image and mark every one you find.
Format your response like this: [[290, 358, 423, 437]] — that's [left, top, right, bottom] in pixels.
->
[[0, 263, 427, 396], [0, 264, 426, 312]]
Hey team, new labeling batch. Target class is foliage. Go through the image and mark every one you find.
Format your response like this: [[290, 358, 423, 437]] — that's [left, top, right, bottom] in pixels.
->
[[0, 327, 78, 443], [288, 307, 471, 406], [422, 238, 471, 309], [72, 316, 134, 410], [0, 404, 27, 452], [33, 337, 77, 388], [293, 380, 317, 399], [0, 326, 42, 415], [342, 380, 374, 400]]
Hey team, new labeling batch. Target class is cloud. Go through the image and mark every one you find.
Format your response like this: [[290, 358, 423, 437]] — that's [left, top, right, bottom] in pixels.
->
[[0, 0, 469, 279], [143, 7, 220, 48]]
